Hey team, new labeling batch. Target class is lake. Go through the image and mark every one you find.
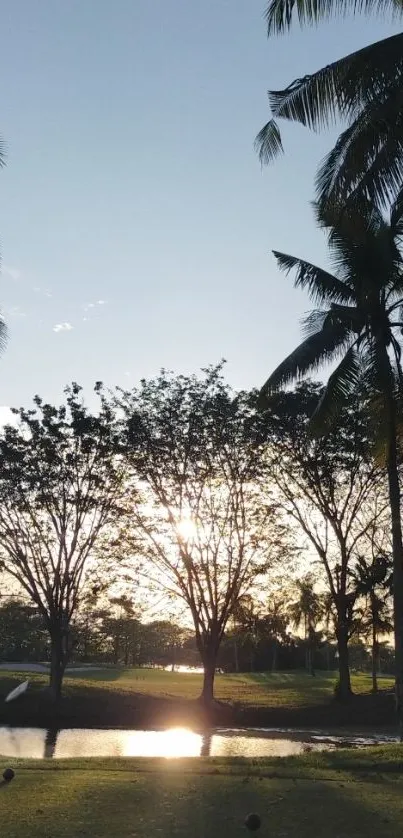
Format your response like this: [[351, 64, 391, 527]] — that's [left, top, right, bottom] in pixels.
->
[[0, 726, 396, 759]]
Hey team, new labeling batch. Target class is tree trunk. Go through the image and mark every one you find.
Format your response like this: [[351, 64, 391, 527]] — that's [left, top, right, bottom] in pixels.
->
[[200, 654, 216, 704], [385, 400, 403, 736], [234, 638, 239, 673], [309, 646, 316, 677], [372, 630, 378, 694], [335, 622, 351, 700], [249, 649, 254, 672], [271, 638, 278, 673], [49, 633, 65, 702]]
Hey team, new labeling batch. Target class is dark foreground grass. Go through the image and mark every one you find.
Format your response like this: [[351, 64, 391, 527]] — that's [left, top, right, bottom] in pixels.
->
[[2, 748, 403, 838], [0, 668, 396, 728]]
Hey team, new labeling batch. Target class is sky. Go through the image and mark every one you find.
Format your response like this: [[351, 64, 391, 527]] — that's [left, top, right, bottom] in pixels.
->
[[0, 1, 401, 413]]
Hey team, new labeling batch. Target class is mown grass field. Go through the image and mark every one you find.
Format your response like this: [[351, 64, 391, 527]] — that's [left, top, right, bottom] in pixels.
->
[[0, 667, 395, 707], [1, 747, 403, 837], [0, 668, 395, 728], [65, 667, 394, 706]]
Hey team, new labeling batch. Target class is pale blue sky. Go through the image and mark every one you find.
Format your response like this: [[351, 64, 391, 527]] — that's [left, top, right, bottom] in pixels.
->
[[0, 1, 400, 409]]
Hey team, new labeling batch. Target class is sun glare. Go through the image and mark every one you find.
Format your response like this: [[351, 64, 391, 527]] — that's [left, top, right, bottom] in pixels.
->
[[177, 516, 197, 541], [123, 728, 201, 758]]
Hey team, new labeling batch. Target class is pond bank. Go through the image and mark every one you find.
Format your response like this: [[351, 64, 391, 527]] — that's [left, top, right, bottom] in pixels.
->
[[0, 680, 396, 731]]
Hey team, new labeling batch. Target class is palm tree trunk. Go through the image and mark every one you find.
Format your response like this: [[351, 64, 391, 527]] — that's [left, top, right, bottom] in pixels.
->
[[234, 637, 239, 673], [385, 398, 403, 736]]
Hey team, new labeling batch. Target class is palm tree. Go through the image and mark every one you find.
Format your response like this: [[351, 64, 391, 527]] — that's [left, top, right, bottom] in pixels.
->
[[256, 1, 403, 210], [260, 195, 403, 728], [289, 575, 323, 676], [351, 555, 393, 692]]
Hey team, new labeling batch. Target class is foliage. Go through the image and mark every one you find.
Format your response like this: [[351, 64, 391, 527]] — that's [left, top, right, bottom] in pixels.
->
[[117, 365, 290, 701], [262, 380, 386, 696], [0, 384, 128, 698], [260, 196, 403, 716], [258, 1, 403, 210]]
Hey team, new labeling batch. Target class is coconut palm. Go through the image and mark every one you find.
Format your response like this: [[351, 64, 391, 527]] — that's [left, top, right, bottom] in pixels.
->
[[351, 554, 393, 692], [260, 194, 403, 728], [289, 575, 323, 675], [256, 0, 403, 210]]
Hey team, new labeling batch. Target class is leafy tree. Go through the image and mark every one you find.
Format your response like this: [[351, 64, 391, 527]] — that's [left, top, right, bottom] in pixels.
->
[[118, 366, 288, 704], [0, 598, 47, 662], [257, 1, 403, 210], [260, 198, 403, 724], [260, 596, 289, 673], [0, 384, 127, 700], [263, 381, 385, 697]]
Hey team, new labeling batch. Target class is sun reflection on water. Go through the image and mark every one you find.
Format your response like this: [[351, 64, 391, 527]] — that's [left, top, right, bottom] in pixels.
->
[[123, 728, 202, 758]]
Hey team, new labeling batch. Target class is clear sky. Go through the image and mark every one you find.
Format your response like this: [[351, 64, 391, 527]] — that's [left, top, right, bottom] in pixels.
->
[[0, 1, 400, 411]]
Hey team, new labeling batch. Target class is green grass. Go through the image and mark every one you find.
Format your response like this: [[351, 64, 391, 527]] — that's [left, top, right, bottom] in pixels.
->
[[2, 748, 403, 837], [2, 667, 394, 706], [0, 668, 395, 729]]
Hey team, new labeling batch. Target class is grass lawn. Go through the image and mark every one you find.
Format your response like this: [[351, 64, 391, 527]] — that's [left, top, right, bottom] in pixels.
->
[[2, 747, 403, 837], [0, 668, 396, 728], [1, 667, 395, 705]]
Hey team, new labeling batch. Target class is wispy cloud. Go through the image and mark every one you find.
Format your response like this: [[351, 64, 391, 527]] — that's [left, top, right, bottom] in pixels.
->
[[53, 322, 74, 333], [83, 300, 107, 313]]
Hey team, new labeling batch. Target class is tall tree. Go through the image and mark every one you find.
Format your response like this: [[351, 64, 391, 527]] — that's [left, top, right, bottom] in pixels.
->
[[0, 384, 127, 700], [352, 554, 393, 692], [260, 197, 403, 727], [118, 366, 287, 704], [257, 1, 403, 210], [289, 575, 324, 676], [263, 380, 385, 697]]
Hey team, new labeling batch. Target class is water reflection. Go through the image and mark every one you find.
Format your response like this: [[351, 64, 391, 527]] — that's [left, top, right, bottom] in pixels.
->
[[123, 729, 201, 758], [44, 728, 58, 759], [0, 727, 397, 760]]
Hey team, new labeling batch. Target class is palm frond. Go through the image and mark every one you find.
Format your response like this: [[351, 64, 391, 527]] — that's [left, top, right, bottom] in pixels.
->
[[267, 35, 403, 131], [0, 137, 6, 169], [302, 308, 328, 336], [265, 0, 403, 34], [316, 85, 403, 210], [273, 249, 355, 304], [255, 119, 284, 164], [0, 316, 8, 355], [261, 317, 354, 393], [309, 346, 361, 434], [390, 183, 403, 239]]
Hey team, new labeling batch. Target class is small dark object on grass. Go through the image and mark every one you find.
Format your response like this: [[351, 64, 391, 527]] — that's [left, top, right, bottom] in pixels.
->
[[245, 813, 261, 831], [3, 768, 14, 782]]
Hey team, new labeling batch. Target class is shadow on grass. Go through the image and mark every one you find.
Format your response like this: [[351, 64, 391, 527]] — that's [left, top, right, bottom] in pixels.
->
[[8, 764, 402, 838]]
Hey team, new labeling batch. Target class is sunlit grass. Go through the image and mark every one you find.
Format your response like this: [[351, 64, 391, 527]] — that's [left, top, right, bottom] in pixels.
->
[[2, 749, 403, 838], [0, 667, 394, 710], [65, 668, 394, 707]]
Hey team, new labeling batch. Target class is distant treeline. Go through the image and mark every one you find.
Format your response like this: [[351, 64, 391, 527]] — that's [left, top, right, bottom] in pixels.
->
[[0, 598, 394, 676]]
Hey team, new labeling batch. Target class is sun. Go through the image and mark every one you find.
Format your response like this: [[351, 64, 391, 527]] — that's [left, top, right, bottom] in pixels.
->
[[177, 516, 197, 541]]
